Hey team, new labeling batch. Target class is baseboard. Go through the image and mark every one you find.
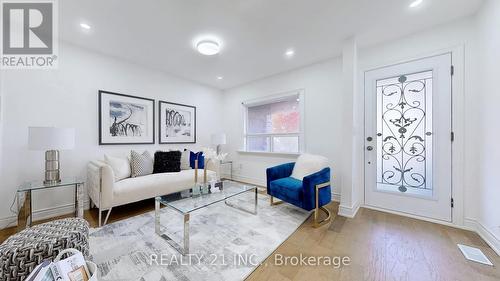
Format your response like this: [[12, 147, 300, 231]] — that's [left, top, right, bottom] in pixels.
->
[[0, 199, 90, 230], [464, 218, 500, 256], [338, 202, 360, 218], [229, 174, 267, 187], [0, 216, 17, 229], [332, 192, 341, 203]]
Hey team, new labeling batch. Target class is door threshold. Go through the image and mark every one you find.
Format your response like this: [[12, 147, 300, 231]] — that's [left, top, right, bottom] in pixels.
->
[[362, 205, 467, 230]]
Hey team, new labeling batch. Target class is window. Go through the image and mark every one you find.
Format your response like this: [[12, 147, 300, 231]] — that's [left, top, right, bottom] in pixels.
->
[[243, 91, 304, 153]]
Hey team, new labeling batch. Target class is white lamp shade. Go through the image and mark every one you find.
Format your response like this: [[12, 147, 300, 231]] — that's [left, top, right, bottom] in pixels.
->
[[211, 133, 226, 145], [28, 127, 75, 150]]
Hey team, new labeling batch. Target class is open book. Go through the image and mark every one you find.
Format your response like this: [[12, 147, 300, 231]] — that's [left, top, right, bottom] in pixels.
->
[[26, 251, 91, 281]]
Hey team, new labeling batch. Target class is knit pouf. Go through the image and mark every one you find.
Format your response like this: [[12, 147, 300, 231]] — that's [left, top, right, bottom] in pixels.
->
[[0, 218, 89, 281]]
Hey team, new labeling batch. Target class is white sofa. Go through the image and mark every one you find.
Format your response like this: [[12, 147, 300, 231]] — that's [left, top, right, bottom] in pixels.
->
[[87, 160, 218, 226]]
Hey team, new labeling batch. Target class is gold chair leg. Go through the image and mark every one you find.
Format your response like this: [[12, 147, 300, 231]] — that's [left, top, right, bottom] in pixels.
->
[[313, 182, 331, 228], [270, 196, 284, 206], [313, 206, 331, 228]]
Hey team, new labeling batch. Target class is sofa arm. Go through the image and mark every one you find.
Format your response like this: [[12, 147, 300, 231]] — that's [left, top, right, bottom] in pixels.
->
[[302, 167, 331, 211], [204, 159, 220, 180], [87, 161, 114, 210], [266, 162, 295, 194]]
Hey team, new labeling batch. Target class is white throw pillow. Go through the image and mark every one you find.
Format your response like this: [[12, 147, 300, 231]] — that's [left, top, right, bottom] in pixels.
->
[[180, 150, 191, 170], [291, 153, 329, 180], [104, 154, 131, 181]]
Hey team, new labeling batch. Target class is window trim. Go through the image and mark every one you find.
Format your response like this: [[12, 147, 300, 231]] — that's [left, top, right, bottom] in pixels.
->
[[241, 89, 305, 154]]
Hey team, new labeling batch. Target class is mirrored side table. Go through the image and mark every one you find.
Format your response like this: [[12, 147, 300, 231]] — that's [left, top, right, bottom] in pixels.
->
[[17, 177, 84, 230]]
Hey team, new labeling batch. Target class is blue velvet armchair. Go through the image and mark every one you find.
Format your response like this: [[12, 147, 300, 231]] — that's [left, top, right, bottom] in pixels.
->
[[266, 162, 332, 227]]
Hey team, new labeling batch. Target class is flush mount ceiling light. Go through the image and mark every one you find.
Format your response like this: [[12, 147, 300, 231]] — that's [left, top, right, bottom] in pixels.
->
[[196, 40, 220, 56], [409, 0, 423, 8], [285, 49, 295, 57], [217, 76, 223, 80], [80, 23, 91, 30]]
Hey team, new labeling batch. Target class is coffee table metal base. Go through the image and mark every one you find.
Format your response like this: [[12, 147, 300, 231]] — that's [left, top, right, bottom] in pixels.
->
[[155, 204, 190, 255], [224, 188, 258, 215], [155, 188, 258, 255]]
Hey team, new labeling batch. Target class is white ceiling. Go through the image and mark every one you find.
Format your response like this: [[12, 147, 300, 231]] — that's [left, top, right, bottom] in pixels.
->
[[60, 0, 483, 89]]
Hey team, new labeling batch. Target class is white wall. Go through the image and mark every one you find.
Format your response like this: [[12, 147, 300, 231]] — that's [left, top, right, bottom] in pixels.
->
[[222, 58, 343, 197], [474, 0, 500, 251], [0, 43, 223, 228]]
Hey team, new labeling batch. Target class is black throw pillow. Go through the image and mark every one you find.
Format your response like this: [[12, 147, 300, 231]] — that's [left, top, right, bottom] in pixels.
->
[[154, 151, 181, 173]]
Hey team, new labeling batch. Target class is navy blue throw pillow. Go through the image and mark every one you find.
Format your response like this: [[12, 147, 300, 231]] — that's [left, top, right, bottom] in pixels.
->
[[189, 151, 205, 169]]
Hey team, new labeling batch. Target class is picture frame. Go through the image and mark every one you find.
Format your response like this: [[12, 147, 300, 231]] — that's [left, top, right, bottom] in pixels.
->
[[158, 100, 196, 144], [98, 90, 155, 145]]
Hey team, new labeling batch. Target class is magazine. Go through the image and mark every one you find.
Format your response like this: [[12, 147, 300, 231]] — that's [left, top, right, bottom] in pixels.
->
[[50, 251, 90, 281], [35, 266, 55, 281], [27, 250, 91, 281], [26, 259, 51, 281]]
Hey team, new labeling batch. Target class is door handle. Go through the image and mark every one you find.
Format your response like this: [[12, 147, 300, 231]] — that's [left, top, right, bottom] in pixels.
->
[[366, 146, 373, 151]]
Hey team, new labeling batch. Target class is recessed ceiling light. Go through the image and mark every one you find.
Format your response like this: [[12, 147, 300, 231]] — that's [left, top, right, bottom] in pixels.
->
[[196, 40, 220, 56], [409, 0, 423, 8], [80, 23, 91, 30], [285, 49, 295, 57], [217, 76, 223, 80]]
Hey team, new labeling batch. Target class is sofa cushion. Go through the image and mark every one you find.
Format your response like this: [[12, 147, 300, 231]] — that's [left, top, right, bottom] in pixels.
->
[[104, 154, 131, 181], [189, 151, 205, 169], [113, 169, 217, 207], [269, 177, 303, 204], [130, 150, 153, 177], [154, 151, 181, 173], [180, 149, 191, 170], [291, 153, 329, 180]]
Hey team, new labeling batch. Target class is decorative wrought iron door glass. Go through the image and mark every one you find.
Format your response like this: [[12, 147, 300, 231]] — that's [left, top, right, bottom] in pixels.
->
[[376, 71, 433, 197]]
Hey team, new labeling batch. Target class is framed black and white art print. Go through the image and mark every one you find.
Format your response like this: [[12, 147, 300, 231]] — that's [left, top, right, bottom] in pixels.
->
[[99, 90, 155, 145], [159, 101, 196, 144]]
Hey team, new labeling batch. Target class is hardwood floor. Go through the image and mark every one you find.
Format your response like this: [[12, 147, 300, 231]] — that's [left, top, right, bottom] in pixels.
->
[[1, 198, 499, 281], [247, 202, 500, 281]]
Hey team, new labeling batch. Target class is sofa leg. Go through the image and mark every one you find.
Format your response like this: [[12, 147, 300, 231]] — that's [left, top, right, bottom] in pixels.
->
[[313, 182, 332, 228], [98, 208, 102, 228], [103, 208, 113, 226]]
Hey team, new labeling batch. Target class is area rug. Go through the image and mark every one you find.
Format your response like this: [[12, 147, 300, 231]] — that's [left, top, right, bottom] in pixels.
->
[[89, 192, 310, 281]]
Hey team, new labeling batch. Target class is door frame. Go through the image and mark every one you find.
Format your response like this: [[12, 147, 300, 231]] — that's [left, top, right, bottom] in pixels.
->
[[360, 45, 465, 227]]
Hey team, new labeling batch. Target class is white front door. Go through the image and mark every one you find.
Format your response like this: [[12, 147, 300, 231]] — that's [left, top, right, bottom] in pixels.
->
[[364, 53, 453, 222]]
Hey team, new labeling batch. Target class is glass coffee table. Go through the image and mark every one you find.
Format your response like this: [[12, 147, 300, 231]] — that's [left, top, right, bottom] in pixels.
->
[[155, 181, 258, 255]]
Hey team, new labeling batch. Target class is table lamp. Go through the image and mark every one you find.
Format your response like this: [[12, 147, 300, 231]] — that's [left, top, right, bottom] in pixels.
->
[[211, 133, 226, 155], [28, 127, 75, 184]]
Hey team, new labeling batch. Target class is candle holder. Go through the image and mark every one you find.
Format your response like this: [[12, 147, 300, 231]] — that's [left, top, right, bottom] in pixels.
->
[[194, 159, 199, 183]]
